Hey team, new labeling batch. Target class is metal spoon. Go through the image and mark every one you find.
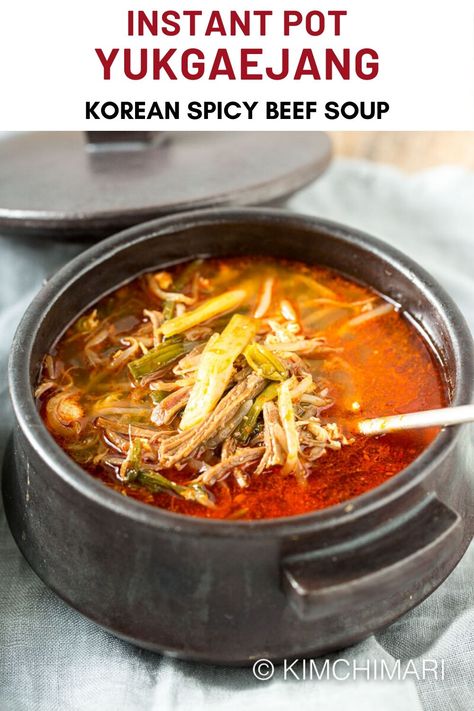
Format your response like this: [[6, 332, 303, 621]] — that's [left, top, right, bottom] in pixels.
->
[[358, 404, 474, 436]]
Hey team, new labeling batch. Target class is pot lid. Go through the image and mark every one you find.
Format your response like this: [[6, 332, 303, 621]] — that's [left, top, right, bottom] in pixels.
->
[[0, 131, 331, 240]]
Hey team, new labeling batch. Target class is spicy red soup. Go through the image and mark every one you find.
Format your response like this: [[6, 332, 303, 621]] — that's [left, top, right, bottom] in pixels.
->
[[36, 257, 444, 519]]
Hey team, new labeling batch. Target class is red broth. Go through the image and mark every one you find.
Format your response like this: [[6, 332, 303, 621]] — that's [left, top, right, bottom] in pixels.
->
[[36, 257, 444, 519]]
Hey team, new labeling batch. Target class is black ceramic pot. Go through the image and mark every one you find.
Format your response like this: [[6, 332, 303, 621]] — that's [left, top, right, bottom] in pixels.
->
[[3, 208, 474, 665]]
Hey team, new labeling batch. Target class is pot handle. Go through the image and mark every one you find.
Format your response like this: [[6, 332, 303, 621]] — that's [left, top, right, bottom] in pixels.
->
[[281, 495, 463, 620]]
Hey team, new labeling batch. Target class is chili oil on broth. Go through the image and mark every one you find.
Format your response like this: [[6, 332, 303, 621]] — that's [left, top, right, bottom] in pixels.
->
[[36, 256, 445, 520]]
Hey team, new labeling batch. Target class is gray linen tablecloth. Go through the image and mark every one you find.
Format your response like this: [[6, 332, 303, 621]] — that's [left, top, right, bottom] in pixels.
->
[[0, 157, 473, 711]]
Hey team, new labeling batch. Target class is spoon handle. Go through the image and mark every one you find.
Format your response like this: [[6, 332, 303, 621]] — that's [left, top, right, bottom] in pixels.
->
[[358, 404, 474, 436]]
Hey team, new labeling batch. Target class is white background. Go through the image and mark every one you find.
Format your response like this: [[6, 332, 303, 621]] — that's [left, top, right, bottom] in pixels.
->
[[0, 0, 473, 129]]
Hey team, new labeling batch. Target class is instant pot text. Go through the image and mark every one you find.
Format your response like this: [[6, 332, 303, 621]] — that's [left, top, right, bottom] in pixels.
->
[[95, 9, 379, 82]]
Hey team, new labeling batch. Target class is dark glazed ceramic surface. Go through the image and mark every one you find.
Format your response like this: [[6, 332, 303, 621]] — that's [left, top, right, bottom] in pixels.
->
[[3, 208, 474, 664], [0, 132, 331, 240]]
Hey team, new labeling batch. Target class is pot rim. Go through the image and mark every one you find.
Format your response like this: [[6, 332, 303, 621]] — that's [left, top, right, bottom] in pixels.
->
[[9, 207, 474, 537]]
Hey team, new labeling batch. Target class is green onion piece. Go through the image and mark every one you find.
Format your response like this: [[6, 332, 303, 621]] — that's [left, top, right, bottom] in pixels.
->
[[137, 470, 214, 508], [162, 301, 175, 322], [119, 438, 143, 482], [150, 390, 168, 405], [128, 340, 192, 380], [180, 314, 257, 431], [162, 259, 204, 321], [244, 343, 288, 381], [235, 381, 280, 442], [160, 289, 247, 339]]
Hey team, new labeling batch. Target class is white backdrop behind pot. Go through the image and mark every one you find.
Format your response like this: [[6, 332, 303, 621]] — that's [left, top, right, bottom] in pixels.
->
[[0, 158, 473, 711]]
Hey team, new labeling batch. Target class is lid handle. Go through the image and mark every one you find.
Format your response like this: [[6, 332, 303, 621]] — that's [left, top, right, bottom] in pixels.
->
[[85, 131, 155, 152]]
